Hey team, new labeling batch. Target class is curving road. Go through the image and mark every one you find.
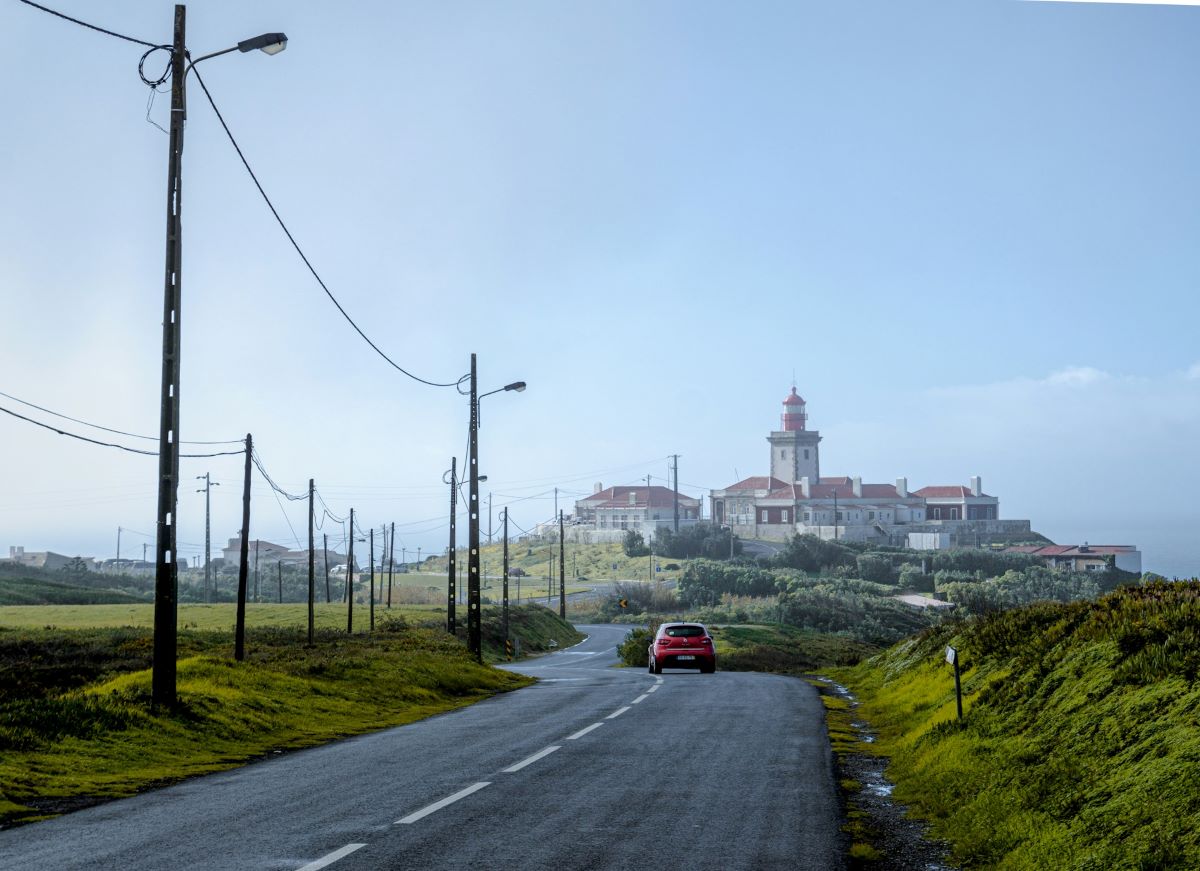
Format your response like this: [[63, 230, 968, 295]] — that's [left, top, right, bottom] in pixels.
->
[[0, 625, 842, 870]]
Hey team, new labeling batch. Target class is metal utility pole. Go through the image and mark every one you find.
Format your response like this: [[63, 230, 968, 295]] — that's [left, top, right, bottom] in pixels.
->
[[468, 353, 482, 661], [307, 478, 315, 645], [672, 454, 680, 533], [151, 4, 187, 710], [323, 533, 331, 604], [234, 433, 251, 661], [502, 509, 510, 644], [276, 560, 282, 604], [116, 526, 122, 573], [559, 509, 566, 618], [346, 508, 355, 633], [488, 493, 493, 544], [447, 456, 457, 634], [196, 473, 219, 603], [369, 527, 375, 632], [833, 491, 839, 541], [254, 540, 260, 603]]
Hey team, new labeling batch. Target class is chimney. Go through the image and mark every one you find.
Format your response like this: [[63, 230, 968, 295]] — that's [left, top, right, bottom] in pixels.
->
[[852, 476, 862, 498], [896, 477, 908, 498], [799, 476, 810, 498], [970, 476, 981, 497], [594, 482, 603, 494]]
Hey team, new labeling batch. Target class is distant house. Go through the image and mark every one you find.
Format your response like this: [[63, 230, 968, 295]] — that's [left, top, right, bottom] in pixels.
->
[[2, 546, 76, 572], [220, 536, 352, 571], [573, 485, 702, 543], [1005, 544, 1142, 575]]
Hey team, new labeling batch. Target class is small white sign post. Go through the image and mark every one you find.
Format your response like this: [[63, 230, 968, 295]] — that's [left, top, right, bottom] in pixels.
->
[[946, 645, 963, 720]]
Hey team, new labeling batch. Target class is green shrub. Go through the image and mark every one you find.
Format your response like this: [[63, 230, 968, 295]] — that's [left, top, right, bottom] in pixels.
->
[[617, 626, 655, 667]]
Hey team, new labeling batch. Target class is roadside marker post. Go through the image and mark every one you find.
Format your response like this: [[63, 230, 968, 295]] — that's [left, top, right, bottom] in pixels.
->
[[946, 645, 963, 720]]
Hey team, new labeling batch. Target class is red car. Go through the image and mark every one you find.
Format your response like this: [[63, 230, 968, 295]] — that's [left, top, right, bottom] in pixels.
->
[[648, 622, 717, 674]]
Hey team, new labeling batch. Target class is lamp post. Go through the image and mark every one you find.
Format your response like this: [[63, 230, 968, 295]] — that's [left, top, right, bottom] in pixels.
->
[[466, 352, 525, 661], [151, 7, 287, 708]]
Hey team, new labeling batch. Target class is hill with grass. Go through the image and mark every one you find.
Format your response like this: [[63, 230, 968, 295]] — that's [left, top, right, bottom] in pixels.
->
[[831, 581, 1200, 869], [0, 576, 147, 606]]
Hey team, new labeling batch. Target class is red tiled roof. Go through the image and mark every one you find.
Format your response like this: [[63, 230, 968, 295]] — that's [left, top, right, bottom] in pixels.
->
[[578, 486, 699, 510], [914, 485, 992, 498], [719, 476, 790, 492]]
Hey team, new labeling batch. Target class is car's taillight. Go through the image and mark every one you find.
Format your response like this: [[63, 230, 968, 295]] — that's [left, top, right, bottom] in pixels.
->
[[702, 637, 712, 645], [657, 638, 670, 645]]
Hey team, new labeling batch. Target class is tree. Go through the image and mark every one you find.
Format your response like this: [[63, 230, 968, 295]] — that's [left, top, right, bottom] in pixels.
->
[[623, 530, 650, 557]]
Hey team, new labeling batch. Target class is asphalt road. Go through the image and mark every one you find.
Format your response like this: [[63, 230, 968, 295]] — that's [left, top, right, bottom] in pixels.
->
[[0, 625, 842, 870]]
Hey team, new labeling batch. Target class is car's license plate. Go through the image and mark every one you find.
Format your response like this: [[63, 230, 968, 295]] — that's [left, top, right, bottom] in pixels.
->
[[677, 655, 695, 660]]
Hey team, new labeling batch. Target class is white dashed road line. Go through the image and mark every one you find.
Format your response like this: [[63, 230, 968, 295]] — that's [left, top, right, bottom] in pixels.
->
[[502, 746, 561, 773], [395, 782, 491, 825], [295, 843, 367, 871], [566, 723, 603, 740], [606, 706, 631, 719], [646, 685, 659, 693], [631, 693, 650, 704]]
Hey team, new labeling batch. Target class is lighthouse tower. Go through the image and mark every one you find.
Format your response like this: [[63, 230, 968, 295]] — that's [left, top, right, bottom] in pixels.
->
[[769, 387, 821, 485]]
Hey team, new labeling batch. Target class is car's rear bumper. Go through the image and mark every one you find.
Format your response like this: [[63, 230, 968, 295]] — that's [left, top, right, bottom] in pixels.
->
[[654, 652, 716, 669]]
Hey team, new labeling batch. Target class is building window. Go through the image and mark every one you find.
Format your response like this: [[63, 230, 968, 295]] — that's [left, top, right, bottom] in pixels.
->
[[781, 449, 787, 459], [782, 510, 789, 523], [804, 449, 809, 460], [761, 510, 768, 523], [803, 512, 810, 521], [868, 511, 874, 520]]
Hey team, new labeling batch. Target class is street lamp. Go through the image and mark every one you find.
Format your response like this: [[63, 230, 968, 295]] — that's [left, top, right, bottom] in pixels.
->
[[467, 353, 525, 661], [152, 7, 287, 708]]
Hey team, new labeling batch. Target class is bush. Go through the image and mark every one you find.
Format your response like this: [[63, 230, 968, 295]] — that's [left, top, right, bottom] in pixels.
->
[[899, 564, 934, 593], [617, 626, 655, 667], [773, 534, 860, 573], [856, 554, 895, 584], [677, 559, 780, 606], [653, 523, 740, 560]]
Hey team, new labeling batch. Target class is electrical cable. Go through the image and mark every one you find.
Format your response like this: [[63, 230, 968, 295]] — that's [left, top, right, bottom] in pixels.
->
[[0, 388, 242, 445], [187, 64, 468, 391], [250, 450, 306, 501], [16, 0, 160, 48], [0, 402, 243, 458]]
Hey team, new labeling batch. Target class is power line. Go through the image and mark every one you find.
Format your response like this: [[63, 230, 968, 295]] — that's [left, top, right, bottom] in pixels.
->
[[0, 402, 243, 458], [16, 0, 160, 49], [0, 388, 242, 445], [187, 64, 468, 391], [250, 450, 306, 501]]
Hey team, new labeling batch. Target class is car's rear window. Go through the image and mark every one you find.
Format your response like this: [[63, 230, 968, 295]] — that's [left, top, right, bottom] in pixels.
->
[[665, 625, 705, 637]]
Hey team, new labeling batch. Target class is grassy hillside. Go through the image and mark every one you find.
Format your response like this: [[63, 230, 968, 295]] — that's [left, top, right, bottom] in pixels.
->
[[0, 577, 146, 606], [0, 603, 581, 826], [829, 581, 1200, 869], [424, 539, 685, 584]]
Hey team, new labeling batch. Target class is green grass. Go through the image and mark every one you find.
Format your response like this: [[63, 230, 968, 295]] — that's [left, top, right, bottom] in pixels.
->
[[827, 581, 1200, 869], [424, 539, 686, 584], [0, 603, 584, 826], [0, 602, 442, 631], [0, 577, 146, 606], [0, 620, 540, 827], [616, 622, 878, 672]]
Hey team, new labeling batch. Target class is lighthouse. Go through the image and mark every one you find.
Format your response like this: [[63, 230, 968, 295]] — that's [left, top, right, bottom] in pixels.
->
[[769, 386, 821, 485]]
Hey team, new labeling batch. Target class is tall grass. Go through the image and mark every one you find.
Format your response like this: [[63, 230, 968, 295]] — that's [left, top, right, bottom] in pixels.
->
[[830, 581, 1200, 869]]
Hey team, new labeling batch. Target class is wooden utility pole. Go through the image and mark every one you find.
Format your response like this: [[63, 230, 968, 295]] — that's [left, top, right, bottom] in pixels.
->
[[323, 533, 330, 604], [151, 4, 187, 710], [559, 510, 566, 618], [346, 508, 355, 634], [369, 527, 375, 632], [277, 561, 282, 604], [502, 509, 510, 643], [672, 454, 680, 533], [307, 478, 315, 645], [234, 434, 252, 661], [388, 523, 395, 608], [447, 457, 457, 634]]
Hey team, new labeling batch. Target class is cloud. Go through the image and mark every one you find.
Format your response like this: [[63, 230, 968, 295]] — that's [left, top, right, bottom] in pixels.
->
[[1186, 362, 1200, 381], [1042, 366, 1110, 387]]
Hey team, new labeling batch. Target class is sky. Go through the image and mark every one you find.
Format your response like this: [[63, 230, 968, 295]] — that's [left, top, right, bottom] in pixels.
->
[[1, 0, 1198, 578]]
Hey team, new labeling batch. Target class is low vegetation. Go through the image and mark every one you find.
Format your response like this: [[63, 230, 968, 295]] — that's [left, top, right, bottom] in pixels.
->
[[617, 622, 877, 673], [0, 603, 579, 827], [828, 581, 1200, 869]]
